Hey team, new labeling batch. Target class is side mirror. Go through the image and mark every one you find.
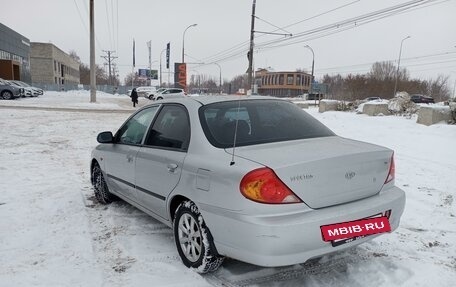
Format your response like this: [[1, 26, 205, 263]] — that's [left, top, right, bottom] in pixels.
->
[[97, 131, 114, 143]]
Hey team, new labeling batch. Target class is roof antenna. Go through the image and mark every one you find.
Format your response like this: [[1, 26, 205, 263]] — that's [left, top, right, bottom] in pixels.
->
[[230, 100, 242, 166]]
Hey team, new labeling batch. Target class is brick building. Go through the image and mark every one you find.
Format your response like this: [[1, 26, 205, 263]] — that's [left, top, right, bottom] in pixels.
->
[[255, 68, 312, 97], [30, 42, 79, 85]]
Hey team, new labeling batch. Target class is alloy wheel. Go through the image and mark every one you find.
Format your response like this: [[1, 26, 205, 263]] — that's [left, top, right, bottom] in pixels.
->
[[177, 213, 202, 263]]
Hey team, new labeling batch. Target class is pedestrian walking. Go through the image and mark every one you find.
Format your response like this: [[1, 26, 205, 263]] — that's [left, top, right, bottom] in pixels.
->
[[130, 88, 138, 107]]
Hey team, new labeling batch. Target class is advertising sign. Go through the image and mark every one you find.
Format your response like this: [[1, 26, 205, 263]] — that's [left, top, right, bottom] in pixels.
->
[[166, 42, 170, 69], [138, 69, 158, 80], [174, 63, 187, 90]]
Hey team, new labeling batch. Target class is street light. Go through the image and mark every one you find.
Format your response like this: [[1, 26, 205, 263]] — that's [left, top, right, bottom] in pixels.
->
[[304, 45, 315, 101], [393, 36, 411, 97], [213, 62, 222, 94], [182, 24, 197, 63], [160, 48, 166, 87]]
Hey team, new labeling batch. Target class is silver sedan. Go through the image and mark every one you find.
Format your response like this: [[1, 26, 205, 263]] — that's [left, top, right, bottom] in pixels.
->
[[90, 96, 405, 273]]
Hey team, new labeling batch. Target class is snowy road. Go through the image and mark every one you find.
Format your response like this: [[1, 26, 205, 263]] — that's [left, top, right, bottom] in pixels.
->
[[0, 93, 455, 286]]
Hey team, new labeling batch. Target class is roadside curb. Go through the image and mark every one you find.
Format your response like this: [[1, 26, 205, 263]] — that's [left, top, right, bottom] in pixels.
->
[[0, 105, 134, 114]]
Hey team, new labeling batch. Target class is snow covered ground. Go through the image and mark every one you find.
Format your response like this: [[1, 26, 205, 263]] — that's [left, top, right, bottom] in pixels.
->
[[0, 91, 455, 286]]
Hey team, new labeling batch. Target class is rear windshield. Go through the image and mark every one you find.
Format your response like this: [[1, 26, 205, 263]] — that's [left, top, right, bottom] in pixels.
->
[[199, 99, 335, 148]]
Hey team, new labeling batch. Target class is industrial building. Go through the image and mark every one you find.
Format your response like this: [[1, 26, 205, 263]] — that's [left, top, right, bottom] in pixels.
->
[[0, 23, 31, 82], [30, 42, 80, 85]]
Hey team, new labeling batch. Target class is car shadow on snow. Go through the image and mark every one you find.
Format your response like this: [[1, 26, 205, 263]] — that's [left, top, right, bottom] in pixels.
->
[[84, 193, 412, 286], [206, 247, 413, 287]]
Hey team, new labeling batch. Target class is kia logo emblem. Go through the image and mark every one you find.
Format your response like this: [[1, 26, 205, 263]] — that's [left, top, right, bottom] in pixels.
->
[[345, 171, 356, 180]]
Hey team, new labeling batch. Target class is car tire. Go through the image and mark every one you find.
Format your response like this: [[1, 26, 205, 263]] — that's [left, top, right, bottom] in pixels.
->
[[1, 90, 13, 100], [91, 163, 116, 204], [173, 201, 224, 273], [148, 95, 153, 100]]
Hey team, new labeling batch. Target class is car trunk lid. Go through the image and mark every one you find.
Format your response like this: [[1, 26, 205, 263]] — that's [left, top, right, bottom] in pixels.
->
[[226, 136, 392, 209]]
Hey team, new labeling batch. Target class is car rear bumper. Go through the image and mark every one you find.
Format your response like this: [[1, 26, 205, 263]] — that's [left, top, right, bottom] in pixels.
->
[[200, 186, 405, 267]]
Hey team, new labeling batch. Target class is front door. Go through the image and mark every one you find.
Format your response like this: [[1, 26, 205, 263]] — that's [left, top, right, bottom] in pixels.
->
[[104, 106, 159, 201]]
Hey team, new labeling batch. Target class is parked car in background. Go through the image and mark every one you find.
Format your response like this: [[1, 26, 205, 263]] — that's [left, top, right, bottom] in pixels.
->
[[150, 88, 185, 100], [8, 80, 36, 97], [410, 94, 435, 104], [306, 93, 324, 101], [10, 80, 43, 97], [364, 97, 381, 102], [91, 96, 405, 273], [145, 87, 166, 100], [0, 78, 23, 100]]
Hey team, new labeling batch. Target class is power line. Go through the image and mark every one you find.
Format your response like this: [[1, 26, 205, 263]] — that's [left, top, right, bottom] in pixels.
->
[[255, 0, 442, 50], [313, 57, 456, 76], [314, 52, 456, 74], [105, 0, 113, 50], [200, 0, 361, 65], [76, 0, 104, 50], [201, 0, 446, 66], [73, 0, 89, 34], [116, 0, 119, 53], [111, 0, 116, 51]]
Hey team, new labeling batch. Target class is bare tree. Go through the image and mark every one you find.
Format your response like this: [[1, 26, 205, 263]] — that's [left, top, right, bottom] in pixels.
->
[[425, 75, 450, 101], [229, 74, 248, 94], [322, 74, 344, 100], [68, 50, 114, 85], [69, 50, 81, 63], [369, 61, 396, 81]]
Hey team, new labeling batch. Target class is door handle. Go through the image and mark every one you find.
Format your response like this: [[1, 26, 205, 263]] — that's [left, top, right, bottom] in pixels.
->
[[167, 163, 178, 173], [126, 154, 134, 163]]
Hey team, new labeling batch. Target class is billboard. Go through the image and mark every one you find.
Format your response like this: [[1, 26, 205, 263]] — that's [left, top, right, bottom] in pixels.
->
[[138, 69, 158, 80], [174, 63, 187, 90], [166, 42, 170, 69]]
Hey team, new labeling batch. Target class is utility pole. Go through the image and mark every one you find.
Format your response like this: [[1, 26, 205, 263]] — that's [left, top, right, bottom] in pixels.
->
[[393, 36, 411, 97], [247, 0, 256, 94], [89, 0, 96, 102], [101, 50, 117, 86], [147, 41, 152, 86]]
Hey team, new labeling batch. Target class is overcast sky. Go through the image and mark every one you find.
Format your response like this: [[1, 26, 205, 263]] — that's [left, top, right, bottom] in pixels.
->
[[1, 0, 455, 88]]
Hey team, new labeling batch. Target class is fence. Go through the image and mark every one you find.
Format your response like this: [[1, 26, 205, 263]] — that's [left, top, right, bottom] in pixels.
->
[[31, 83, 130, 95]]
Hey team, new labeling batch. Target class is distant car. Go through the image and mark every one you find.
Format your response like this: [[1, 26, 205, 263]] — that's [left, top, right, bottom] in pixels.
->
[[0, 78, 23, 100], [151, 88, 185, 100], [410, 94, 434, 104], [306, 94, 324, 101], [364, 97, 381, 102], [10, 80, 43, 97], [91, 96, 405, 273], [145, 87, 166, 100]]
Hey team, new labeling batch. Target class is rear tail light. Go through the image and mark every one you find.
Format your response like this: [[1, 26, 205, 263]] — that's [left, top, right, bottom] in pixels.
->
[[240, 167, 302, 204], [384, 154, 395, 184]]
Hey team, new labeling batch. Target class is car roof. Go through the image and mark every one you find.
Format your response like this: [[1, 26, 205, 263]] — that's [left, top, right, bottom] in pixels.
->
[[190, 95, 283, 105], [143, 95, 285, 107]]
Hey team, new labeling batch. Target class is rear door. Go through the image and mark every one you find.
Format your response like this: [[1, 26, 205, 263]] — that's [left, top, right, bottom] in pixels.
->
[[135, 104, 190, 219]]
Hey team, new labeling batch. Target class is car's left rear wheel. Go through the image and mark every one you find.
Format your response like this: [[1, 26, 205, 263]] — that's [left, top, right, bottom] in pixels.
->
[[173, 201, 224, 273]]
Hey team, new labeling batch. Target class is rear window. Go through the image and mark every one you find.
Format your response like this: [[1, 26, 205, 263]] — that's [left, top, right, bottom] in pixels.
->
[[199, 99, 335, 148]]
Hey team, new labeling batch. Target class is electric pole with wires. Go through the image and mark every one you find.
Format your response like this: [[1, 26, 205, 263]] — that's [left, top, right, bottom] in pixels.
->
[[247, 0, 256, 95], [101, 50, 118, 86]]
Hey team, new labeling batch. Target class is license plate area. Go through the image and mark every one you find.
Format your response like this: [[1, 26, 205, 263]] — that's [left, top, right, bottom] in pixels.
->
[[321, 214, 391, 247]]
